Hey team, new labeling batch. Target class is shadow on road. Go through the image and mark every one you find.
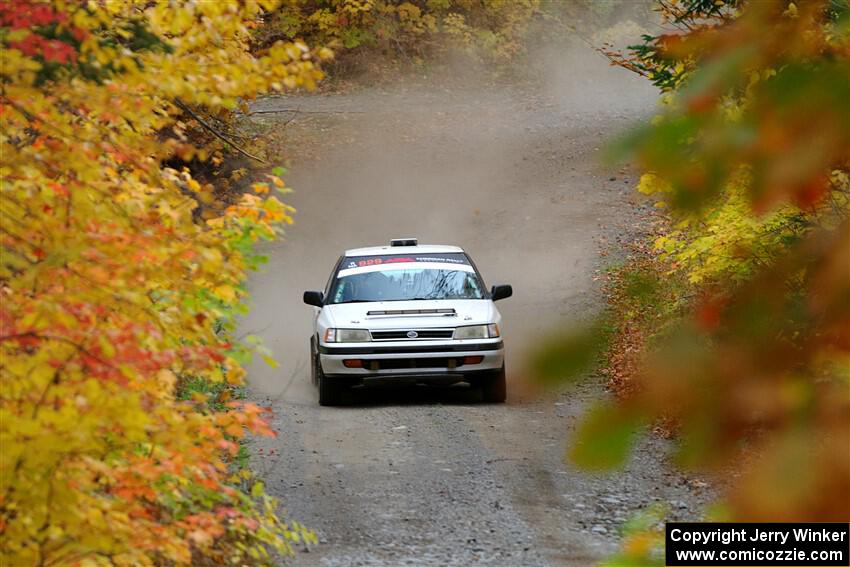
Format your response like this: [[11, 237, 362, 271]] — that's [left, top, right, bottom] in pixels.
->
[[333, 383, 491, 407]]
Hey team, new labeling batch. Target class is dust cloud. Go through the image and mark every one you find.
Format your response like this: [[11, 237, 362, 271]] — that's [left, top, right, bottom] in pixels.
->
[[239, 39, 658, 398]]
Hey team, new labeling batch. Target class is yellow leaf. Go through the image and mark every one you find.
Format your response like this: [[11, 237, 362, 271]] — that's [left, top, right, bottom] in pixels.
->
[[213, 285, 237, 302], [636, 173, 670, 195]]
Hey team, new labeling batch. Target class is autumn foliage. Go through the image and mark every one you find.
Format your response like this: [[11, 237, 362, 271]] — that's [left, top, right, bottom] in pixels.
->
[[609, 0, 849, 538], [0, 1, 326, 564], [627, 0, 848, 516], [605, 0, 850, 519], [256, 0, 542, 68], [538, 0, 849, 559]]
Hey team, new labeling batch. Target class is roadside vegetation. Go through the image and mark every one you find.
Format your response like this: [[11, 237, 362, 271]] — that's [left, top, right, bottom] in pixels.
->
[[0, 2, 325, 564], [254, 0, 650, 77], [536, 1, 849, 563], [258, 0, 539, 69]]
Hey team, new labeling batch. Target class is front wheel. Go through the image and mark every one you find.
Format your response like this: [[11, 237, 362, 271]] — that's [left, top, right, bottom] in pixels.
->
[[480, 365, 506, 403], [310, 336, 319, 386], [316, 357, 349, 406]]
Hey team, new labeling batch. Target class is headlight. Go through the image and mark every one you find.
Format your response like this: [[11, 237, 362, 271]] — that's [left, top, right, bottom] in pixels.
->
[[454, 324, 500, 340], [324, 328, 371, 343]]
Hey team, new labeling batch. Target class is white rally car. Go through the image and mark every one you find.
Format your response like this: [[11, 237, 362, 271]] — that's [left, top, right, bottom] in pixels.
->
[[303, 239, 512, 405]]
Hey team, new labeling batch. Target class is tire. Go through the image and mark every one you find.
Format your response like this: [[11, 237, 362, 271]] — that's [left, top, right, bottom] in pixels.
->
[[316, 359, 348, 406], [310, 336, 319, 386], [480, 365, 507, 403]]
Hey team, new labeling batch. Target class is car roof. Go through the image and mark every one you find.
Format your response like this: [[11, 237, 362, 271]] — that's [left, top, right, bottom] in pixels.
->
[[344, 244, 465, 257]]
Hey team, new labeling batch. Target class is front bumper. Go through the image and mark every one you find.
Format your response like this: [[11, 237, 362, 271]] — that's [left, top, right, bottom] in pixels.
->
[[318, 339, 504, 380]]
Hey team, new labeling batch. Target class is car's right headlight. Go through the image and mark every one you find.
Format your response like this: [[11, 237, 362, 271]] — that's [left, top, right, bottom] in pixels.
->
[[454, 324, 500, 340], [324, 328, 371, 342]]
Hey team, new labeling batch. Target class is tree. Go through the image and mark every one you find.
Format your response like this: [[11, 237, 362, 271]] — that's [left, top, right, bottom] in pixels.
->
[[257, 0, 541, 67], [0, 1, 327, 564], [540, 2, 849, 561]]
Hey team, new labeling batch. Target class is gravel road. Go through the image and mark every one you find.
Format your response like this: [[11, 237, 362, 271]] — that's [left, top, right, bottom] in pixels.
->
[[240, 46, 714, 566]]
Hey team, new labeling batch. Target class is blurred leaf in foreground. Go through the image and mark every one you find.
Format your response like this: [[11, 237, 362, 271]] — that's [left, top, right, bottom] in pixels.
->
[[532, 320, 611, 388], [539, 0, 850, 539], [570, 401, 646, 470]]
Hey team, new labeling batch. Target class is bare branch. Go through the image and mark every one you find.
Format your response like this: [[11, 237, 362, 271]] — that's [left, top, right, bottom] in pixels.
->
[[246, 108, 365, 115], [173, 98, 267, 164]]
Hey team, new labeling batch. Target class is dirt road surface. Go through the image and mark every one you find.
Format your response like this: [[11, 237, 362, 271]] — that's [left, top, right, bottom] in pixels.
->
[[241, 47, 713, 566]]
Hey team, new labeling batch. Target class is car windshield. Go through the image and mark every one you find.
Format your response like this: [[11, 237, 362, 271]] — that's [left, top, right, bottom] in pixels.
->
[[330, 267, 485, 303]]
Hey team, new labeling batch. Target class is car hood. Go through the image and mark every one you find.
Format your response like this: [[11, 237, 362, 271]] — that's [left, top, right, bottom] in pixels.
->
[[323, 299, 494, 329]]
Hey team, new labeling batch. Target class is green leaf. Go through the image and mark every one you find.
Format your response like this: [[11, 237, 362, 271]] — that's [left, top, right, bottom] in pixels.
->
[[569, 402, 644, 470], [532, 319, 611, 386], [251, 481, 264, 498]]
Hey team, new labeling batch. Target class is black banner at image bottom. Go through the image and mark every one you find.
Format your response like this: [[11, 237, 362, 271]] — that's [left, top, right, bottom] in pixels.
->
[[666, 522, 849, 566]]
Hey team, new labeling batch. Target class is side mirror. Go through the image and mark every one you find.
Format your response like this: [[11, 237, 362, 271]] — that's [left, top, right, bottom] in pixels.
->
[[303, 291, 324, 307], [491, 284, 512, 301]]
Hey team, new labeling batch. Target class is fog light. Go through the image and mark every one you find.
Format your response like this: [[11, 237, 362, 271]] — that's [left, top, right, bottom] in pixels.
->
[[343, 359, 362, 368], [463, 356, 484, 365]]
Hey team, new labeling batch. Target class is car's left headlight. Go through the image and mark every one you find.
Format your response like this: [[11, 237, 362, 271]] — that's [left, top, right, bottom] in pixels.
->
[[454, 324, 500, 339], [324, 328, 371, 342]]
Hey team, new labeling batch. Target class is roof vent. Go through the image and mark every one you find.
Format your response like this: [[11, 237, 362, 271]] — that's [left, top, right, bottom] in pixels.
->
[[390, 238, 418, 247]]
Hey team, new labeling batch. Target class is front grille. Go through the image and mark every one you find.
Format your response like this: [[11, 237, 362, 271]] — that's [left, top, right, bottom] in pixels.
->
[[370, 329, 454, 341]]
